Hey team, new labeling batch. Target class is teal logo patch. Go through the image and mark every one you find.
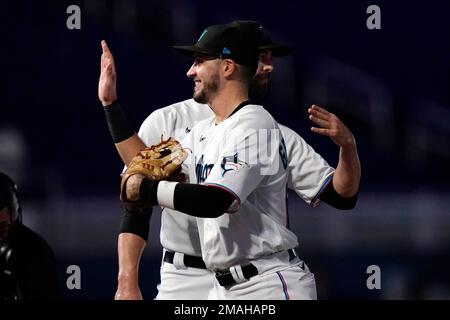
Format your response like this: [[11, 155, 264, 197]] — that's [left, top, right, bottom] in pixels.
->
[[198, 29, 208, 42]]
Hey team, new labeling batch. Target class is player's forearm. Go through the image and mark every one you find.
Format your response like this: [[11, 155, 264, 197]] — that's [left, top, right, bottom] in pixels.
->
[[333, 143, 361, 197], [117, 233, 146, 284], [103, 100, 148, 166], [115, 134, 147, 166], [102, 100, 147, 165], [139, 179, 236, 218]]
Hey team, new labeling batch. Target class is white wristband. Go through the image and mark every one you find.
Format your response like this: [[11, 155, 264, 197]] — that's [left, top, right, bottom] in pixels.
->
[[157, 181, 179, 209]]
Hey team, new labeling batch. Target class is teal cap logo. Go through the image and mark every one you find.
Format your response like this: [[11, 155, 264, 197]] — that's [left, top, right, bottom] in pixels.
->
[[198, 29, 208, 42]]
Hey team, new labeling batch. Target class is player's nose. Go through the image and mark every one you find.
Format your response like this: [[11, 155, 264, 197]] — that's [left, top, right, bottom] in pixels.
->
[[186, 64, 196, 78], [262, 63, 274, 74]]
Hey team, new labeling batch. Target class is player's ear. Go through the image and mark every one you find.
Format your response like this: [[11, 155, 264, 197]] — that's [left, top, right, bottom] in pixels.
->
[[222, 59, 236, 78]]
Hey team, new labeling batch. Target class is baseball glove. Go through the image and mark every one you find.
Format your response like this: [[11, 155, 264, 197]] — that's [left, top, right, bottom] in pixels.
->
[[120, 137, 188, 207]]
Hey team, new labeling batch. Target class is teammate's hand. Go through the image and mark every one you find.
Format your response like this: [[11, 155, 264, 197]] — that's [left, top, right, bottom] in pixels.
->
[[98, 40, 118, 106], [308, 105, 355, 148], [115, 284, 143, 300], [125, 174, 145, 202]]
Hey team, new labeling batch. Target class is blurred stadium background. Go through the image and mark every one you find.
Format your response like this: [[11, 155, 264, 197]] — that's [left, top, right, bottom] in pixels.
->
[[1, 0, 449, 299]]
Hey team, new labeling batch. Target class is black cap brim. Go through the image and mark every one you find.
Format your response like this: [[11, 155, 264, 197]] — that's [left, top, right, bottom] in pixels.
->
[[174, 44, 291, 58], [259, 44, 291, 57], [173, 45, 216, 58]]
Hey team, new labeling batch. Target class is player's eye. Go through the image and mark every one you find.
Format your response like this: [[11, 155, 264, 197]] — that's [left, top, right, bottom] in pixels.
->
[[193, 57, 204, 65], [193, 56, 215, 65]]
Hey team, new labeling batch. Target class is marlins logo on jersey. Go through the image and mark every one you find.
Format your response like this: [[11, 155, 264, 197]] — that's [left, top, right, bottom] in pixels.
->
[[220, 153, 249, 177]]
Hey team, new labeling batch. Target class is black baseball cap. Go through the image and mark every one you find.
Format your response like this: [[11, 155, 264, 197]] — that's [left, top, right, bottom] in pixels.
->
[[259, 34, 291, 57], [173, 23, 260, 69], [227, 20, 291, 57]]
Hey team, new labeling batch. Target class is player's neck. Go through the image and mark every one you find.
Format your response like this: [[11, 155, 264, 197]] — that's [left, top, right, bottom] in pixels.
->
[[208, 86, 249, 124]]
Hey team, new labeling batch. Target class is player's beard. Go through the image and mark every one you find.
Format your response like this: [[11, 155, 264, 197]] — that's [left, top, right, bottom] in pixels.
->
[[249, 72, 271, 103], [0, 222, 10, 240], [193, 74, 220, 104]]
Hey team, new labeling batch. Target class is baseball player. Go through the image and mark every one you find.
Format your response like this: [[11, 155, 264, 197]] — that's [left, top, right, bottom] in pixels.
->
[[99, 21, 360, 299], [122, 21, 360, 300]]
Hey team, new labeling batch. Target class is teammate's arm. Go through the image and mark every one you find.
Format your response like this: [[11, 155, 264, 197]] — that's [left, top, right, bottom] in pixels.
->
[[115, 233, 145, 300], [114, 206, 152, 300], [115, 134, 147, 165], [98, 40, 146, 165], [99, 40, 151, 299], [308, 104, 361, 199]]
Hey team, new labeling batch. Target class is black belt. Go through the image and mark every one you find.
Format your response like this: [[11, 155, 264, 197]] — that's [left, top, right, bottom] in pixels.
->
[[163, 251, 207, 269], [215, 248, 299, 287]]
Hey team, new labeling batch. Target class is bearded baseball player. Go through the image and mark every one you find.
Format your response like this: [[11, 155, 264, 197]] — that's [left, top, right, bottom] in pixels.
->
[[99, 21, 360, 300]]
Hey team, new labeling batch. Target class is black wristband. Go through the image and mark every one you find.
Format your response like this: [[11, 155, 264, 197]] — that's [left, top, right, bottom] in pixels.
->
[[319, 179, 359, 210], [118, 205, 152, 241], [139, 178, 160, 206], [103, 100, 135, 143]]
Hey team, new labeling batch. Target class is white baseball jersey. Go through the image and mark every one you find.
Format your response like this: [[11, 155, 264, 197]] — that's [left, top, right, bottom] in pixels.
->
[[138, 99, 212, 255], [181, 104, 298, 270], [138, 99, 334, 257], [138, 99, 334, 300], [281, 124, 335, 207]]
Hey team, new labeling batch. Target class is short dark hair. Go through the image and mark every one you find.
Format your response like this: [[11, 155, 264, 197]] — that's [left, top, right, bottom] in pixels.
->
[[236, 63, 257, 85]]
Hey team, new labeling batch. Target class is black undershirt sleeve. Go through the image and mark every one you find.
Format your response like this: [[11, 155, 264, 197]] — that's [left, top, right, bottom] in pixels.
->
[[173, 183, 236, 218], [318, 178, 358, 210], [103, 100, 135, 143], [139, 179, 236, 218], [118, 205, 152, 241]]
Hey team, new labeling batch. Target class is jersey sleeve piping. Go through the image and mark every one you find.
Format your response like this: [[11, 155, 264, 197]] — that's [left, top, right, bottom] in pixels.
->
[[203, 182, 241, 213], [310, 174, 334, 208]]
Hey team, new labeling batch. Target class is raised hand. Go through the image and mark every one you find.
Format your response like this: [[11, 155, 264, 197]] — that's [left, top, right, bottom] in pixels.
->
[[125, 174, 145, 202], [98, 40, 117, 106], [308, 105, 355, 148]]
